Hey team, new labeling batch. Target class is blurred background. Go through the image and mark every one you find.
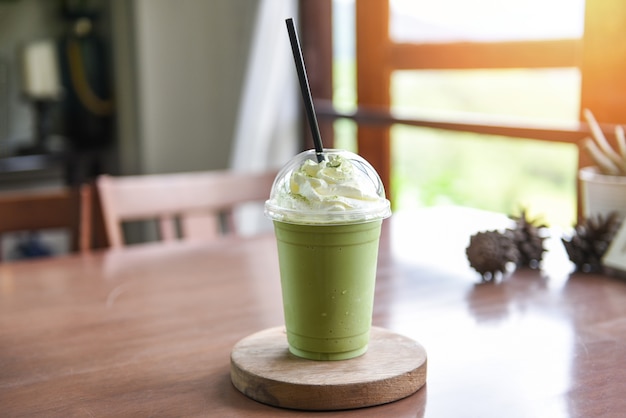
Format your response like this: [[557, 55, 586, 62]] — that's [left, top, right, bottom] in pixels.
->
[[0, 0, 301, 257], [0, 0, 298, 183], [1, 0, 625, 257]]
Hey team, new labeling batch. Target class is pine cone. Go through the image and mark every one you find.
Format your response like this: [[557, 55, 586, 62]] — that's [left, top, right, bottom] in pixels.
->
[[562, 211, 622, 273], [466, 230, 520, 282], [507, 209, 548, 269]]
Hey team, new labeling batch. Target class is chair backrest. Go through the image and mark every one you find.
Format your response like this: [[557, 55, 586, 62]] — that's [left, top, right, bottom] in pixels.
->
[[96, 170, 277, 248], [0, 185, 92, 261]]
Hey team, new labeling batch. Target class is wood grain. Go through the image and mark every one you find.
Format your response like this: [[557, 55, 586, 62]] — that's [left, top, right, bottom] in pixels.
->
[[1, 207, 625, 417], [230, 327, 427, 411]]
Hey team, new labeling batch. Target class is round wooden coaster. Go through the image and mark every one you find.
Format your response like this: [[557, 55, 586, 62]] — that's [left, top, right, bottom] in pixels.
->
[[230, 326, 427, 411]]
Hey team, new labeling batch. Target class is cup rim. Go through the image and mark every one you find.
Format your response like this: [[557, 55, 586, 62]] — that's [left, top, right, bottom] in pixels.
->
[[264, 200, 391, 225]]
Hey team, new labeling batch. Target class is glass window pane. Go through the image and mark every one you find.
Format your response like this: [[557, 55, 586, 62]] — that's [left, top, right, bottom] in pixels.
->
[[390, 0, 586, 43], [391, 68, 581, 123], [391, 126, 578, 228], [333, 0, 356, 111], [390, 69, 580, 226], [333, 119, 358, 152]]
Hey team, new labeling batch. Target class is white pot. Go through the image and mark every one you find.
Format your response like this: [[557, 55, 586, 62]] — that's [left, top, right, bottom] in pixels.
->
[[579, 166, 626, 220]]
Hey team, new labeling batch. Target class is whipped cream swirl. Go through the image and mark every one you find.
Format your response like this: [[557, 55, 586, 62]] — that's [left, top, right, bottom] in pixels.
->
[[287, 155, 381, 211], [265, 150, 391, 224]]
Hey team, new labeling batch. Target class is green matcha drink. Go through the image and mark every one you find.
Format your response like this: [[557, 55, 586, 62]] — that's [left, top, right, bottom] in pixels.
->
[[265, 149, 391, 360]]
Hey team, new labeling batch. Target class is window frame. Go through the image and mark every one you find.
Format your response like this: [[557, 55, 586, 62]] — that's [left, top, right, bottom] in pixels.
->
[[304, 0, 626, 218]]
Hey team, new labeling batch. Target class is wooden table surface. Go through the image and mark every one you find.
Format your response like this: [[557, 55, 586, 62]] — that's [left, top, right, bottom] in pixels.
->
[[1, 207, 625, 417]]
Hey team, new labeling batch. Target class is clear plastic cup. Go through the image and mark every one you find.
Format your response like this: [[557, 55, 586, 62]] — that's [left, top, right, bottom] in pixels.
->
[[265, 149, 391, 360]]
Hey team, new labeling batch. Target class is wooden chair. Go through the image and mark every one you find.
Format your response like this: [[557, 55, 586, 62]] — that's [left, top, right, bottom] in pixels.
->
[[96, 170, 277, 248], [0, 185, 92, 261]]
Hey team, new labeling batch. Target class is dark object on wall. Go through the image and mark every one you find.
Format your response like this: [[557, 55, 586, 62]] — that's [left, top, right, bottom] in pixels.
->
[[58, 7, 113, 152]]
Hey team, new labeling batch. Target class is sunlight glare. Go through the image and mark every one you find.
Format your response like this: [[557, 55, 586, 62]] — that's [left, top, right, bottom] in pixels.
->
[[390, 0, 586, 42]]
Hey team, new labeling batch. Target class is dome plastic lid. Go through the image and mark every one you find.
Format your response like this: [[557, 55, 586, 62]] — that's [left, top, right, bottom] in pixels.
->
[[265, 149, 391, 225]]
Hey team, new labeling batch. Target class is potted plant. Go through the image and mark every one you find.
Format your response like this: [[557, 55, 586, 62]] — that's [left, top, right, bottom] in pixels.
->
[[579, 109, 626, 221]]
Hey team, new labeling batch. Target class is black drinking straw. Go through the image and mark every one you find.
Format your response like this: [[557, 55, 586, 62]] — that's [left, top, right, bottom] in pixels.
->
[[286, 18, 324, 163]]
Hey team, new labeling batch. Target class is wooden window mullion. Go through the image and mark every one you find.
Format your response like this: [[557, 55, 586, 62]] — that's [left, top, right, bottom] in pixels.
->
[[356, 0, 392, 200]]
